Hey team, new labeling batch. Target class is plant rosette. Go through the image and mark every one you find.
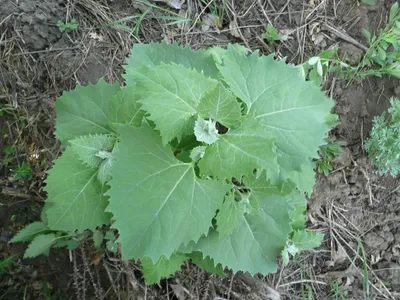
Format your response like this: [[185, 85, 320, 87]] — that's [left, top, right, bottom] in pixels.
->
[[11, 42, 335, 284]]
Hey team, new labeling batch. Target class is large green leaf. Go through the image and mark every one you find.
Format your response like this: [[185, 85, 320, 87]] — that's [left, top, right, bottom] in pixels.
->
[[106, 124, 229, 262], [193, 176, 296, 275], [142, 253, 188, 284], [45, 147, 111, 232], [125, 64, 218, 144], [198, 118, 279, 182], [10, 222, 49, 243], [197, 83, 242, 128], [108, 86, 144, 127], [218, 46, 334, 191], [55, 79, 119, 146], [123, 42, 219, 78], [24, 234, 57, 258]]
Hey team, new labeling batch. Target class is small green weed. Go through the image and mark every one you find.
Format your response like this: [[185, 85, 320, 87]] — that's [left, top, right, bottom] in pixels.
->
[[302, 48, 353, 86], [303, 3, 399, 85], [365, 98, 400, 177], [41, 282, 66, 300], [330, 280, 347, 300], [0, 104, 6, 116], [0, 256, 15, 275], [2, 145, 15, 167], [200, 0, 227, 29], [12, 161, 32, 180], [354, 240, 370, 300], [57, 18, 78, 33], [107, 3, 189, 39], [262, 24, 281, 44], [315, 138, 345, 176], [352, 2, 400, 81]]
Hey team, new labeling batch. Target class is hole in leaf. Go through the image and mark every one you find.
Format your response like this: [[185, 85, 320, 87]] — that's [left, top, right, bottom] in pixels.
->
[[231, 177, 250, 194], [216, 122, 228, 134]]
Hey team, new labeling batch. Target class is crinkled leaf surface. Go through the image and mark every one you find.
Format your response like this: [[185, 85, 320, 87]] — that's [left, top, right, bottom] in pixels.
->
[[69, 134, 115, 168], [55, 79, 119, 146], [198, 118, 279, 182], [190, 146, 206, 162], [10, 222, 48, 243], [24, 234, 57, 258], [98, 156, 113, 185], [281, 230, 323, 266], [108, 86, 144, 127], [125, 64, 218, 144], [292, 230, 324, 251], [193, 175, 295, 275], [197, 83, 242, 128], [205, 45, 250, 65], [106, 124, 229, 262], [142, 253, 188, 284], [124, 42, 219, 78], [45, 148, 111, 232], [194, 117, 219, 144], [218, 46, 334, 190]]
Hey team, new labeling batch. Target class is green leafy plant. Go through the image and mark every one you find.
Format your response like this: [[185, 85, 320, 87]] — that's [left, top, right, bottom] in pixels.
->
[[12, 161, 32, 180], [262, 24, 282, 45], [0, 256, 15, 275], [57, 18, 78, 33], [353, 2, 400, 80], [303, 3, 399, 85], [301, 48, 353, 86], [106, 1, 190, 39], [41, 282, 66, 300], [330, 280, 347, 300], [200, 0, 227, 29], [0, 103, 7, 116], [11, 42, 335, 283], [365, 98, 400, 177], [315, 138, 344, 176], [2, 145, 15, 167]]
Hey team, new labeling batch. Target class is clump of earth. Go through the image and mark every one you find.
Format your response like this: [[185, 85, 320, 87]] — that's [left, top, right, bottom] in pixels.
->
[[1, 0, 65, 50]]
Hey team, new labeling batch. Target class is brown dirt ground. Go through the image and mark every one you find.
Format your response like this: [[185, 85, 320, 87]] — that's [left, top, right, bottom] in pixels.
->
[[1, 0, 400, 299]]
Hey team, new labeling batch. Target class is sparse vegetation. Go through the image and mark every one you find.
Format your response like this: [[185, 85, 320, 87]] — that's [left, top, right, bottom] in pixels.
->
[[0, 256, 15, 275], [56, 18, 78, 33], [12, 161, 31, 180], [354, 2, 400, 80], [2, 145, 15, 167], [262, 24, 281, 44], [315, 138, 345, 176], [200, 0, 227, 29]]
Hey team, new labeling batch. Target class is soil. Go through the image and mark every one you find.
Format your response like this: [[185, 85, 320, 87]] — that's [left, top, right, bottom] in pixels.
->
[[1, 0, 400, 299], [1, 0, 64, 50]]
